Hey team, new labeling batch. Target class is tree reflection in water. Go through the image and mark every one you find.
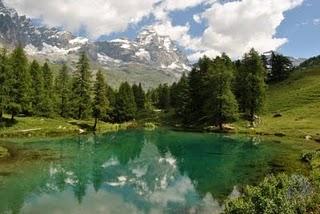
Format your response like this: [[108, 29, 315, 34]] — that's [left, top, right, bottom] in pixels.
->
[[0, 130, 304, 213]]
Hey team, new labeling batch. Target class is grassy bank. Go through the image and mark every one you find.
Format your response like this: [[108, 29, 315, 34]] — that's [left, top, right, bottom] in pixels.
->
[[0, 115, 135, 138], [235, 65, 320, 142]]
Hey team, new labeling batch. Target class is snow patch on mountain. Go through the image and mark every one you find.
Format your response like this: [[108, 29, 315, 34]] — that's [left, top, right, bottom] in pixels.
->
[[69, 37, 88, 45], [135, 48, 151, 61]]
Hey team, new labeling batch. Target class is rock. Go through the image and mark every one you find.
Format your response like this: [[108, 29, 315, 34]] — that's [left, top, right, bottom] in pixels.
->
[[301, 151, 320, 169], [315, 138, 320, 143], [223, 124, 235, 131], [79, 129, 85, 134], [305, 135, 312, 141], [0, 146, 10, 159], [273, 113, 283, 118], [275, 133, 286, 137]]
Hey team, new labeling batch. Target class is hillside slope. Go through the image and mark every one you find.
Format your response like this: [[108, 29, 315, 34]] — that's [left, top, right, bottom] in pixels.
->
[[256, 65, 320, 139]]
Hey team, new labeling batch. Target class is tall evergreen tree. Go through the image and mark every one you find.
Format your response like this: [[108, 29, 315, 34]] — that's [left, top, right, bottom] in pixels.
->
[[29, 60, 44, 116], [93, 70, 109, 130], [105, 84, 116, 122], [132, 83, 145, 110], [204, 55, 238, 129], [115, 82, 137, 122], [72, 52, 92, 119], [236, 49, 267, 122], [188, 56, 213, 122], [56, 64, 71, 118], [42, 62, 55, 117], [0, 49, 9, 120], [8, 45, 31, 119], [269, 52, 293, 82], [172, 73, 190, 121], [157, 84, 170, 110]]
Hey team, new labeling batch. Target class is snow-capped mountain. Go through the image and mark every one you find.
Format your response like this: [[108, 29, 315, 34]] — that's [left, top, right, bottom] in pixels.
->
[[0, 1, 190, 87], [92, 28, 190, 76]]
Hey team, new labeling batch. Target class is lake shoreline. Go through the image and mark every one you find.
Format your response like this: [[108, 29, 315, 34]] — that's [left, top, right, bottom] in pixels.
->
[[0, 118, 319, 146]]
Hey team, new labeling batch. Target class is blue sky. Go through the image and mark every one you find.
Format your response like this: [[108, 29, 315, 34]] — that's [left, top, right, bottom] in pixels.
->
[[5, 0, 320, 60], [277, 0, 320, 58]]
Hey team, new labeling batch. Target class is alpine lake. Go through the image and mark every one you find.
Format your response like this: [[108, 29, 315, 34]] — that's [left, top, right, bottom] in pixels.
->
[[0, 129, 318, 214]]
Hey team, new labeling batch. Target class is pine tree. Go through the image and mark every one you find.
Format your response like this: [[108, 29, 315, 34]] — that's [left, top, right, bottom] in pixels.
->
[[0, 49, 9, 121], [56, 64, 71, 118], [132, 83, 145, 110], [115, 82, 137, 122], [236, 49, 267, 122], [72, 52, 92, 119], [93, 70, 109, 130], [8, 45, 31, 119], [105, 84, 116, 122], [173, 73, 191, 121], [269, 52, 293, 82], [42, 62, 55, 117], [157, 84, 170, 110], [29, 60, 45, 116], [188, 56, 213, 122], [204, 55, 238, 129]]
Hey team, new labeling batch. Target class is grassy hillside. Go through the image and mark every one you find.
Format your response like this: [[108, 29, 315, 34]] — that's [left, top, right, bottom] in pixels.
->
[[238, 64, 320, 139]]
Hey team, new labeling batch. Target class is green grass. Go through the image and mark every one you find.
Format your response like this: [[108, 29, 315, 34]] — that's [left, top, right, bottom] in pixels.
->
[[0, 115, 135, 138], [236, 66, 320, 140]]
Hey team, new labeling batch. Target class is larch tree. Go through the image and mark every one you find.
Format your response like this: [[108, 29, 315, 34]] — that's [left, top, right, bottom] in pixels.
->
[[8, 45, 31, 119], [204, 55, 238, 130], [172, 73, 191, 122], [115, 82, 137, 122], [269, 52, 293, 83], [93, 70, 109, 130], [72, 52, 92, 119], [56, 64, 71, 118], [237, 48, 267, 122], [0, 48, 9, 121], [42, 62, 55, 117], [132, 83, 145, 110], [29, 60, 44, 116]]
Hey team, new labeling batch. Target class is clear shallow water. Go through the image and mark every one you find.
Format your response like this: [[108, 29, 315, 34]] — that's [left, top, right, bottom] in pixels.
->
[[0, 129, 312, 214]]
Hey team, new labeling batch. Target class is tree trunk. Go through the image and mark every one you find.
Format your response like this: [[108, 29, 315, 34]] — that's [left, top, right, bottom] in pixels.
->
[[11, 113, 14, 121], [78, 109, 81, 120], [93, 117, 98, 131], [219, 123, 223, 131], [0, 109, 3, 122]]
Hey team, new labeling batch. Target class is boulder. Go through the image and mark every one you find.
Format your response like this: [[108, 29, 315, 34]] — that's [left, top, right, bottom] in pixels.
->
[[0, 146, 9, 159], [223, 124, 236, 131], [275, 133, 286, 137], [273, 113, 283, 118], [305, 135, 312, 141]]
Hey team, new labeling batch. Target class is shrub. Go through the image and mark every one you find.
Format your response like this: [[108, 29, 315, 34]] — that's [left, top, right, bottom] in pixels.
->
[[225, 174, 315, 214]]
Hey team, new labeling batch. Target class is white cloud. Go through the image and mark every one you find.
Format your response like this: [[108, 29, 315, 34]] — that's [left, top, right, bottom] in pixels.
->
[[193, 14, 202, 23], [190, 0, 304, 59], [313, 18, 320, 25], [3, 0, 160, 39]]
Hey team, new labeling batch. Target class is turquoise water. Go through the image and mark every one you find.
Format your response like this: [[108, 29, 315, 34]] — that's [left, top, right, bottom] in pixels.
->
[[0, 129, 310, 213]]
